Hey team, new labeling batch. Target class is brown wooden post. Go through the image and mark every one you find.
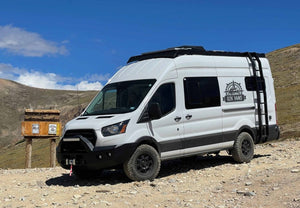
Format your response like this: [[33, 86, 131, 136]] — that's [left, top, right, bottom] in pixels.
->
[[25, 138, 32, 168], [50, 138, 56, 167]]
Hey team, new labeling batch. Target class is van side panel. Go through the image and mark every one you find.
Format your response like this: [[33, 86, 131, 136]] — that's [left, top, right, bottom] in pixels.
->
[[216, 57, 256, 143], [246, 58, 279, 141], [260, 60, 280, 141], [176, 65, 225, 157], [261, 59, 277, 126]]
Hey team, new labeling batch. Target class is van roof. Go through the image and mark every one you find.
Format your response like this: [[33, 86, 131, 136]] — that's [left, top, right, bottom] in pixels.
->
[[127, 46, 265, 63]]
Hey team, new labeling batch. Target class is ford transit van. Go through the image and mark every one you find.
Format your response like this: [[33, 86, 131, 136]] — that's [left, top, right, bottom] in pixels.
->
[[57, 46, 280, 181]]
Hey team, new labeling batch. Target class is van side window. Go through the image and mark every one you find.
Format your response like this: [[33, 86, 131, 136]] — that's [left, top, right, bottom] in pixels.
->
[[245, 77, 265, 91], [149, 83, 176, 116], [184, 77, 220, 109]]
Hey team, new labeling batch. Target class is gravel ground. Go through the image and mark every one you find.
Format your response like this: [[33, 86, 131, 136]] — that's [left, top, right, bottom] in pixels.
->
[[0, 140, 299, 208]]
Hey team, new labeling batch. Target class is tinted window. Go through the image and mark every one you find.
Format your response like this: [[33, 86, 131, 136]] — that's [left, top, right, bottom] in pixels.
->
[[245, 77, 265, 91], [149, 83, 176, 116], [184, 77, 220, 109]]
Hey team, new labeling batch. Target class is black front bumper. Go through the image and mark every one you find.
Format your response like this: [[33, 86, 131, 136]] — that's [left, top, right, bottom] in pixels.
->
[[56, 136, 137, 170]]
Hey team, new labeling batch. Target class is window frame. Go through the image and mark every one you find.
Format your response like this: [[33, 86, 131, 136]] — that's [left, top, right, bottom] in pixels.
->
[[138, 82, 176, 122], [183, 77, 221, 109]]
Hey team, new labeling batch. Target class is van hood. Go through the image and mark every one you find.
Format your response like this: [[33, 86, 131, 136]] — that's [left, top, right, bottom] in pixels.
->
[[64, 113, 132, 132]]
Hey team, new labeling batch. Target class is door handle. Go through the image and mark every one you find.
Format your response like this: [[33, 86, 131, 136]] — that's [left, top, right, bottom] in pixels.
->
[[174, 116, 181, 122], [185, 114, 192, 120]]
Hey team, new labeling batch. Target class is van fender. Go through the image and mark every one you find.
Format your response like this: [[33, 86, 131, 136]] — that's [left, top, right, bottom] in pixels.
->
[[236, 125, 257, 143], [135, 136, 161, 154]]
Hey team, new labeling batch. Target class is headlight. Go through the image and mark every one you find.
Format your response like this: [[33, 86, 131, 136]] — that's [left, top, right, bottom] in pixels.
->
[[101, 120, 129, 137]]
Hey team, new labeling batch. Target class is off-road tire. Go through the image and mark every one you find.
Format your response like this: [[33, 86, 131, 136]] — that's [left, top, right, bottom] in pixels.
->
[[232, 132, 254, 163], [123, 144, 161, 181]]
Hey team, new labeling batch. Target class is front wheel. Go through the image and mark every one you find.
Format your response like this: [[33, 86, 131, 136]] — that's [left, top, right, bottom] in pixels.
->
[[232, 132, 254, 163], [123, 144, 161, 181]]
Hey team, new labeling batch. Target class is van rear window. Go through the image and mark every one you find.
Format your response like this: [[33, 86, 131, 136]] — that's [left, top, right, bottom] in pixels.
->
[[184, 77, 220, 109]]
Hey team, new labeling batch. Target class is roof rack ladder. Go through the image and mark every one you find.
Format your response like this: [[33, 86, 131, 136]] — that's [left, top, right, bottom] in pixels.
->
[[247, 52, 269, 143]]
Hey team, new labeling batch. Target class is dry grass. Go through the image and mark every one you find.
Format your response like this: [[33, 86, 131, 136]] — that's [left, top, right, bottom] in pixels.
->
[[266, 43, 300, 138], [0, 138, 59, 169]]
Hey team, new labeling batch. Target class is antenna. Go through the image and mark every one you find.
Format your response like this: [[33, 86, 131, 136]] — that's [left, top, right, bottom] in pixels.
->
[[77, 85, 80, 116]]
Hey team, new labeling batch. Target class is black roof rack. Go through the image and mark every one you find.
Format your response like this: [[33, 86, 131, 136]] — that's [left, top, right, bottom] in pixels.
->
[[127, 46, 265, 63]]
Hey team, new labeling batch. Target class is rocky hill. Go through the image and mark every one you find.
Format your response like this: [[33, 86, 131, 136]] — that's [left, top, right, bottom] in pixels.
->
[[266, 43, 300, 138]]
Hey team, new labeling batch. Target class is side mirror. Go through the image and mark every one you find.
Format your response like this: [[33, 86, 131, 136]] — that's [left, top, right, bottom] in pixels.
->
[[148, 103, 162, 120]]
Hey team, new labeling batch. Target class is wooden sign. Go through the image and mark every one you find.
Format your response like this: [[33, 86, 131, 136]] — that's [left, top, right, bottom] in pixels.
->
[[21, 121, 61, 137], [22, 109, 61, 168], [24, 109, 60, 121]]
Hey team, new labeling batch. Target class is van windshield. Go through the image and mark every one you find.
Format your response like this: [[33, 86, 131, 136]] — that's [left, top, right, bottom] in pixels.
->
[[83, 79, 156, 116]]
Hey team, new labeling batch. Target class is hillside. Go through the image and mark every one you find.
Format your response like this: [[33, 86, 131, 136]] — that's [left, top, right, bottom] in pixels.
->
[[266, 43, 300, 138], [0, 79, 97, 147]]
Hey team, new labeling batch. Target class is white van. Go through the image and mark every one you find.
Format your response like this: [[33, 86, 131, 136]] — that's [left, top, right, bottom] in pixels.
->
[[57, 46, 280, 181]]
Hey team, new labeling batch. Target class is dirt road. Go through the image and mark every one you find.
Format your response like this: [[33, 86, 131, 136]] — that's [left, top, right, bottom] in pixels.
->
[[0, 140, 299, 208]]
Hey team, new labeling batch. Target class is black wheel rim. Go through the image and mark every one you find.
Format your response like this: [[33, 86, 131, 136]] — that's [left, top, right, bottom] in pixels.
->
[[241, 139, 251, 156], [136, 154, 154, 174]]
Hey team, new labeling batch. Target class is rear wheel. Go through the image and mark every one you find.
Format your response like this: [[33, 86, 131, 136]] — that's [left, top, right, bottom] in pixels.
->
[[123, 144, 161, 181], [232, 132, 254, 163]]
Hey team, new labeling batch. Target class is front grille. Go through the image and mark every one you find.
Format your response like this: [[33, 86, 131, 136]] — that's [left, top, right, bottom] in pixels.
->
[[61, 141, 86, 153], [64, 129, 97, 146]]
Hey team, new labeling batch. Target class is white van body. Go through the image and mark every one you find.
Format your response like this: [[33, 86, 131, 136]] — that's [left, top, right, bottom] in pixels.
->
[[57, 46, 280, 180]]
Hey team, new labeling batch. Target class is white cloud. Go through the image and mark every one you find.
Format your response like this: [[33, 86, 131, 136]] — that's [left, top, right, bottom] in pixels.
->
[[0, 63, 104, 91], [16, 71, 59, 89], [76, 81, 103, 91], [0, 25, 68, 57], [16, 71, 103, 91], [83, 73, 111, 82], [0, 63, 25, 80]]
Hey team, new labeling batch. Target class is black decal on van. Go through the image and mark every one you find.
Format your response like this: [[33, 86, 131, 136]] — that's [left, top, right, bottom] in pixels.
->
[[223, 81, 246, 102]]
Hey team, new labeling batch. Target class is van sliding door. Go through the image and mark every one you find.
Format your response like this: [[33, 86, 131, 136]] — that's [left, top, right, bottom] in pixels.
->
[[178, 68, 225, 156]]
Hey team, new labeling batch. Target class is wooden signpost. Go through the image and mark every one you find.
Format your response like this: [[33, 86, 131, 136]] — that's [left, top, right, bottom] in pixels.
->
[[21, 109, 61, 168]]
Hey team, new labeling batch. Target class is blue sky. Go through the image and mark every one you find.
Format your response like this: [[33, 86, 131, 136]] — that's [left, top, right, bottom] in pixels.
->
[[0, 0, 299, 90]]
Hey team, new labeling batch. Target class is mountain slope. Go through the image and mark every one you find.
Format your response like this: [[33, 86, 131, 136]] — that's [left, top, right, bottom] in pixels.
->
[[266, 43, 300, 138], [0, 79, 97, 147]]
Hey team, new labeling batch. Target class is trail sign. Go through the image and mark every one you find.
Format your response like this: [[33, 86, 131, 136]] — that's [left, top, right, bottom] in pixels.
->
[[21, 109, 62, 168]]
